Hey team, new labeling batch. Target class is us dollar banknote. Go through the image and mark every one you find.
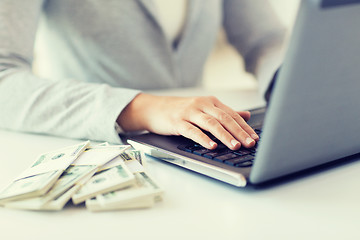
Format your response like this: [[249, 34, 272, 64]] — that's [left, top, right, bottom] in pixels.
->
[[2, 145, 128, 210], [72, 161, 135, 204], [0, 141, 89, 203]]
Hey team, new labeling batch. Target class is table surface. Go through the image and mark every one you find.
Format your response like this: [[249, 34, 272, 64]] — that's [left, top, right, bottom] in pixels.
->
[[1, 88, 359, 240]]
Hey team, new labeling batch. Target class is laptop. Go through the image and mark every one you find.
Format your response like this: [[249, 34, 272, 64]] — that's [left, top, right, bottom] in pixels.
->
[[126, 0, 360, 187]]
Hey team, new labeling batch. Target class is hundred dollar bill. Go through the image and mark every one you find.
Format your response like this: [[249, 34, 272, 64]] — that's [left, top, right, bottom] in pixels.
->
[[72, 146, 128, 167], [3, 165, 97, 210], [48, 146, 129, 205], [0, 141, 89, 203], [96, 171, 163, 207], [96, 156, 122, 172], [43, 184, 81, 211], [85, 195, 154, 212], [4, 183, 80, 211], [87, 142, 109, 148], [87, 144, 131, 151], [98, 151, 146, 174], [5, 166, 96, 211], [122, 152, 147, 173], [94, 151, 162, 208], [72, 161, 135, 204], [0, 171, 62, 206], [126, 150, 147, 168], [3, 146, 127, 210], [42, 167, 97, 211], [42, 165, 97, 201], [96, 150, 140, 173]]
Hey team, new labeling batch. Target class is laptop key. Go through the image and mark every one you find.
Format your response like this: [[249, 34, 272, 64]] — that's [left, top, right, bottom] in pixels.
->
[[235, 160, 253, 168], [246, 148, 257, 154], [203, 148, 232, 159], [255, 129, 262, 135], [193, 148, 211, 156], [224, 155, 254, 166], [214, 153, 239, 162], [178, 134, 259, 168], [234, 149, 251, 156], [178, 144, 202, 153]]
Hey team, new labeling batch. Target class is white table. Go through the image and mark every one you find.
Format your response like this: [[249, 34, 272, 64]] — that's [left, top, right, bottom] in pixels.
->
[[1, 89, 359, 240]]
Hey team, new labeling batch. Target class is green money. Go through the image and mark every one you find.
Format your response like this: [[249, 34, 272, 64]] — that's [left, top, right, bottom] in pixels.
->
[[72, 162, 134, 204], [0, 170, 61, 203]]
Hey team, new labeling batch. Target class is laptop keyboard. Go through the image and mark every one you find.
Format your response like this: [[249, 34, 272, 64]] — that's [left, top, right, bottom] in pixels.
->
[[177, 129, 262, 168]]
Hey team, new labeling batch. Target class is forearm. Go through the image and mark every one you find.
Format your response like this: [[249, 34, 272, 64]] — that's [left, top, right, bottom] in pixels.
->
[[0, 68, 140, 143]]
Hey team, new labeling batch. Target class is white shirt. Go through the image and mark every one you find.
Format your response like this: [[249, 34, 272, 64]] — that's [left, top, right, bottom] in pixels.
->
[[153, 0, 188, 44]]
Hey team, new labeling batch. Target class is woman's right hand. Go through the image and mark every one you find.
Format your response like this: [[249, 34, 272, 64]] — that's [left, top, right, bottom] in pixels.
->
[[117, 93, 259, 150]]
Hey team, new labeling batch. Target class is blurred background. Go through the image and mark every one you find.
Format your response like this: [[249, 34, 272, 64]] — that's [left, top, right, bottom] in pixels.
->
[[34, 0, 300, 90], [203, 0, 300, 90]]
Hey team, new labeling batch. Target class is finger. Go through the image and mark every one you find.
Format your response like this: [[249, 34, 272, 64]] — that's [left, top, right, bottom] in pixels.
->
[[233, 112, 259, 141], [230, 111, 259, 143], [238, 111, 251, 122], [176, 121, 217, 150], [189, 112, 242, 150], [201, 107, 256, 148], [213, 100, 259, 143]]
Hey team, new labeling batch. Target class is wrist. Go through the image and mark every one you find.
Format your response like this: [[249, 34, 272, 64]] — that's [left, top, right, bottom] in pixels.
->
[[117, 93, 157, 132]]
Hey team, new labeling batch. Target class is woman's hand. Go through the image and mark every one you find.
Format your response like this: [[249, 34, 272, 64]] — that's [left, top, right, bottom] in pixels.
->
[[117, 93, 259, 150]]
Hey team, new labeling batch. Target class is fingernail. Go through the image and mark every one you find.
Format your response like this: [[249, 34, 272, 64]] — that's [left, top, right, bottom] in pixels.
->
[[251, 134, 259, 140], [246, 137, 255, 146], [231, 139, 240, 147], [209, 141, 217, 148]]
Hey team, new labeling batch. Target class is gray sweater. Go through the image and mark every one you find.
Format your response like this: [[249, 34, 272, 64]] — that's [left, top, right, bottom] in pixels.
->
[[0, 0, 285, 143]]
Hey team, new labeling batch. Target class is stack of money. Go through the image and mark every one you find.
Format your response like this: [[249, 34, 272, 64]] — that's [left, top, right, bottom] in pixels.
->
[[0, 142, 163, 212], [84, 151, 163, 212]]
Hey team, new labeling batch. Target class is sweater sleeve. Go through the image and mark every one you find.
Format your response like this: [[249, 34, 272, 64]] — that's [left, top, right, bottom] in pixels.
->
[[222, 0, 287, 95], [0, 0, 140, 143]]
